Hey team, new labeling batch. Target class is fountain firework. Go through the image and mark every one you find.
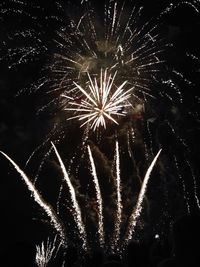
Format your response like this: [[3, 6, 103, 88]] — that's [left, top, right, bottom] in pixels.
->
[[0, 142, 161, 254], [35, 236, 58, 267]]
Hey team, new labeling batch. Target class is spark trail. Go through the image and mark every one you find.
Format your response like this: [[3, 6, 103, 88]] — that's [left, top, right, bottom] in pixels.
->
[[124, 149, 162, 247], [111, 140, 122, 252], [88, 145, 104, 247], [35, 236, 57, 267], [0, 151, 66, 245], [51, 142, 87, 250]]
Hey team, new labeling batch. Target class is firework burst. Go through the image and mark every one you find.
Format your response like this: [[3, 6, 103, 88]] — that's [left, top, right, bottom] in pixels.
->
[[0, 0, 200, 261], [35, 236, 58, 267], [63, 69, 133, 130]]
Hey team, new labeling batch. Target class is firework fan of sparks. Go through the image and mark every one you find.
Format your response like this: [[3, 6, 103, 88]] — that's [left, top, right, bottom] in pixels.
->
[[0, 142, 162, 254], [35, 236, 58, 267]]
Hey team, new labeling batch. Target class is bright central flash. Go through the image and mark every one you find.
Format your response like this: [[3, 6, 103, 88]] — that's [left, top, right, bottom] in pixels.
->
[[63, 69, 133, 130]]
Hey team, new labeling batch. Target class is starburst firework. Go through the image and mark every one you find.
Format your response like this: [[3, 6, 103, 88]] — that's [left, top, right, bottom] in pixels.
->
[[63, 69, 133, 130]]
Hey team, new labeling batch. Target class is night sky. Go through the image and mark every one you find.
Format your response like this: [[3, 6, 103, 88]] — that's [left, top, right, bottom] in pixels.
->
[[0, 0, 200, 261]]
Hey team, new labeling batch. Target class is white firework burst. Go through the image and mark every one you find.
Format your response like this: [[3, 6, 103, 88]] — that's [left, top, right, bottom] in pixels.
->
[[35, 237, 57, 267], [62, 69, 133, 130]]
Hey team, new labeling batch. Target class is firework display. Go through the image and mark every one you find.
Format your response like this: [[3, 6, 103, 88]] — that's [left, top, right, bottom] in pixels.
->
[[0, 0, 200, 265]]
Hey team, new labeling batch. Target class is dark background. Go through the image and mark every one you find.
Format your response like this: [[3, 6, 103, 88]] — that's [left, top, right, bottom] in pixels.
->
[[0, 0, 200, 260]]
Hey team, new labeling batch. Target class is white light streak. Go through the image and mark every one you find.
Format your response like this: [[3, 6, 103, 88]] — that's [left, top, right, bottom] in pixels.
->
[[124, 149, 162, 246], [0, 151, 66, 245], [35, 236, 57, 267], [111, 140, 123, 252], [51, 142, 87, 250], [88, 145, 104, 247]]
